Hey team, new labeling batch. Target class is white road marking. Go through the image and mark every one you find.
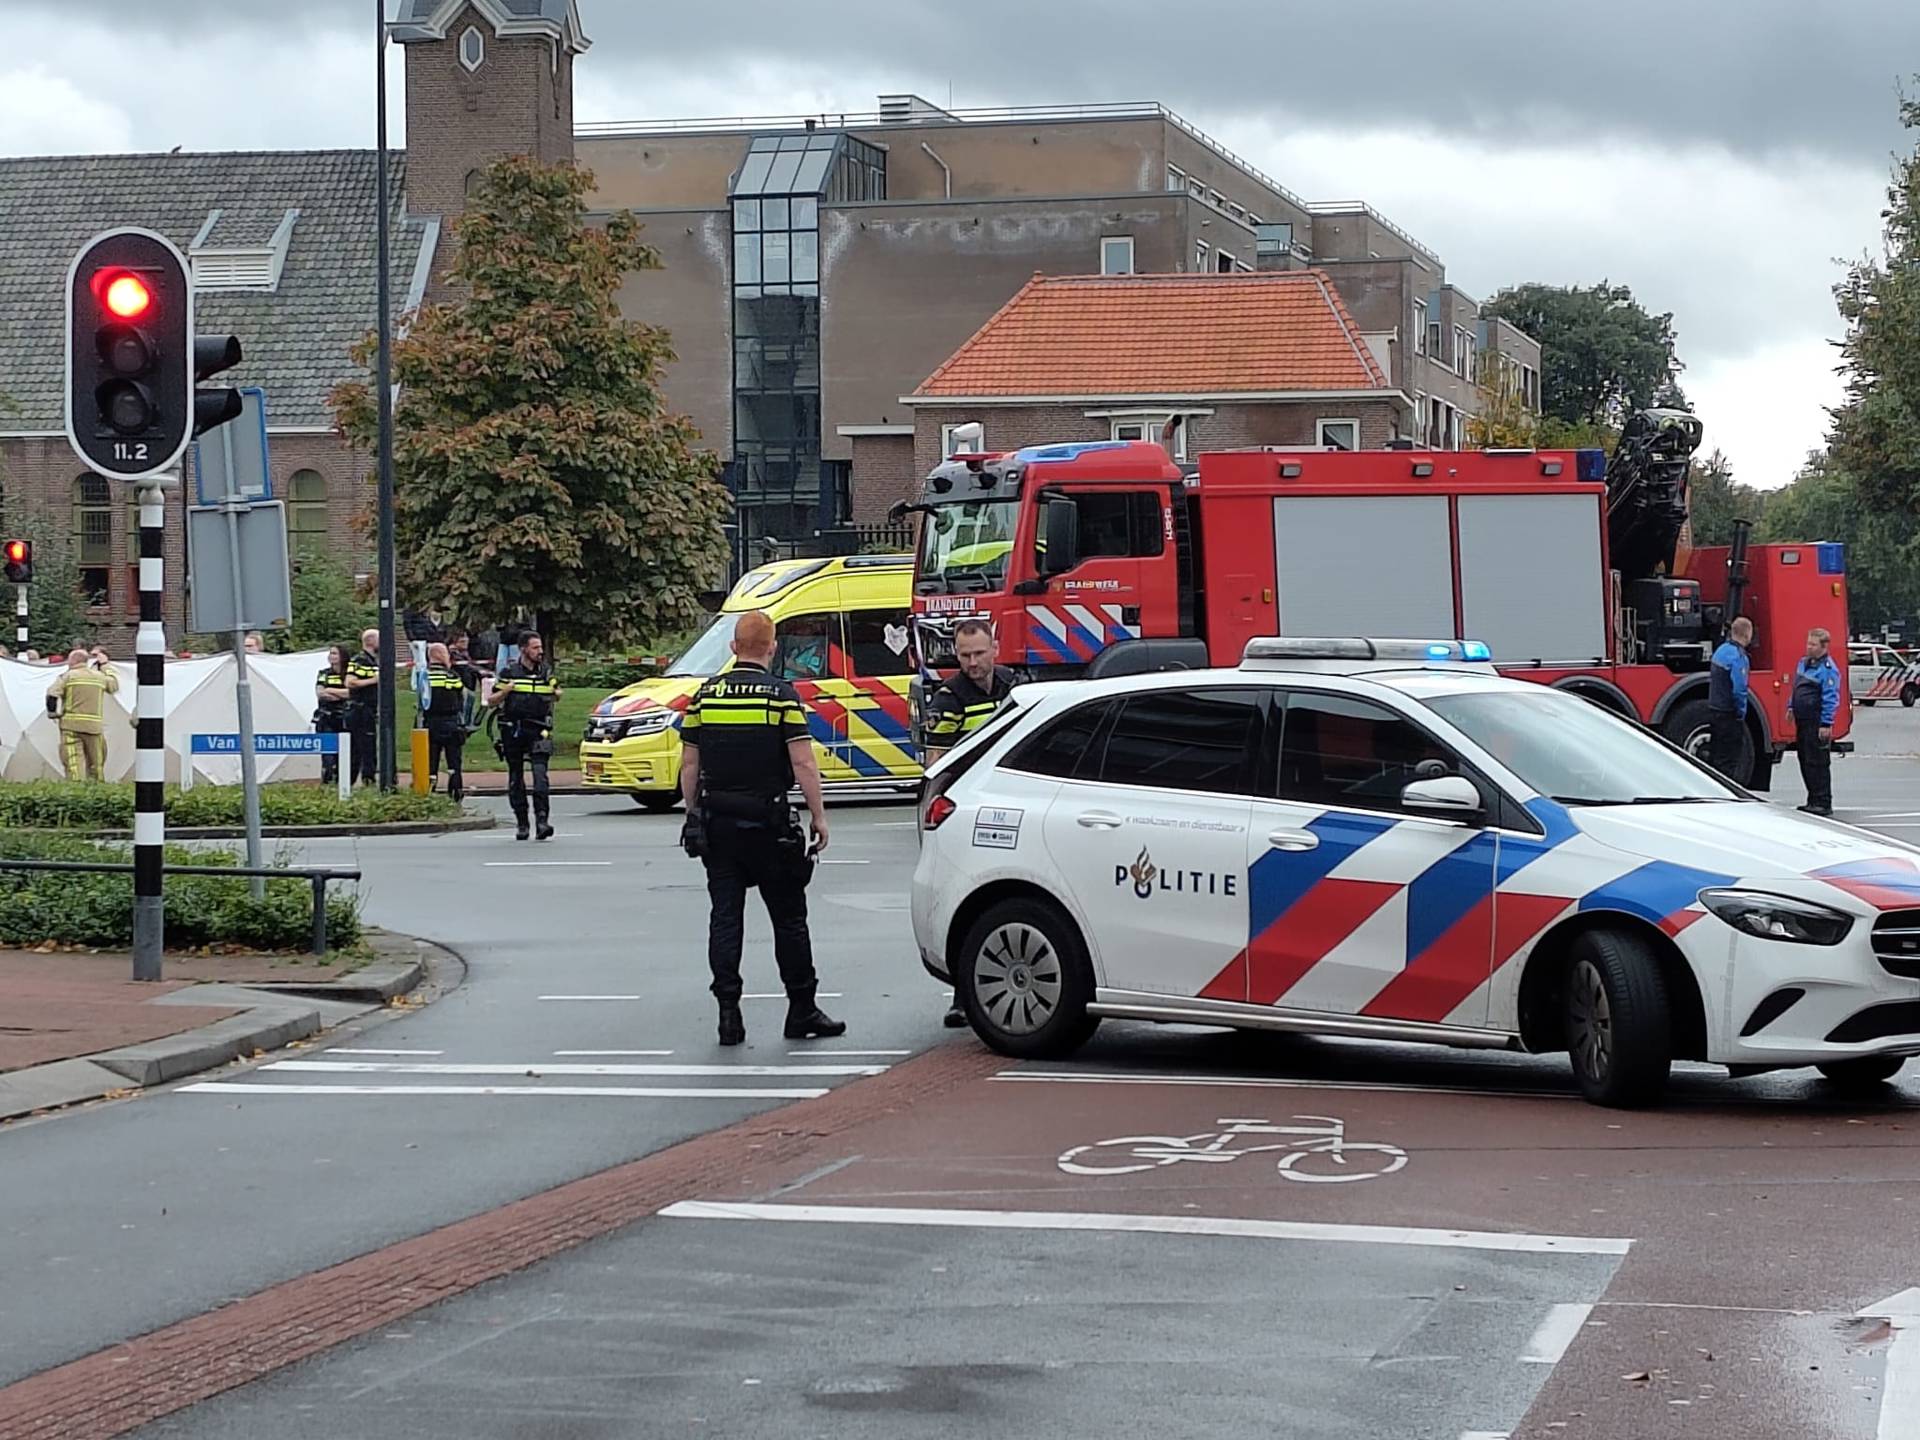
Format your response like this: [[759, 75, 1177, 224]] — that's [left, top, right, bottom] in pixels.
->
[[538, 995, 643, 1002], [819, 859, 870, 865], [1520, 1303, 1593, 1364], [873, 821, 918, 828], [328, 1048, 445, 1057], [182, 1082, 829, 1100], [1860, 1289, 1920, 1440], [994, 1070, 1574, 1101], [554, 1050, 674, 1057], [1866, 823, 1920, 830], [484, 861, 613, 868], [1459, 1432, 1510, 1440], [658, 1201, 1633, 1256], [265, 1060, 888, 1077], [743, 992, 843, 1000], [787, 1049, 911, 1058]]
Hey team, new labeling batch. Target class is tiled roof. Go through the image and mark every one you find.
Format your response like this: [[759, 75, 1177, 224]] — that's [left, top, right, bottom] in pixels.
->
[[912, 270, 1393, 400], [0, 149, 433, 431]]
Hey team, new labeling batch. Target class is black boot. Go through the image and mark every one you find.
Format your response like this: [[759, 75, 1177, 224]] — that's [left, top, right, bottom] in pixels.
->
[[717, 1001, 746, 1047], [514, 814, 530, 841], [536, 814, 555, 841], [785, 1001, 848, 1040], [944, 999, 968, 1028]]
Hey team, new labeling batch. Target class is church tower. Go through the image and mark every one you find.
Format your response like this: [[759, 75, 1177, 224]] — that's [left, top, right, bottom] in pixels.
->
[[393, 1, 591, 234]]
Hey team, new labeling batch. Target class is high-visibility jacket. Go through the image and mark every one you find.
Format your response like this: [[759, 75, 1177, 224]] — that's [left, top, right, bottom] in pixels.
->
[[50, 665, 119, 735]]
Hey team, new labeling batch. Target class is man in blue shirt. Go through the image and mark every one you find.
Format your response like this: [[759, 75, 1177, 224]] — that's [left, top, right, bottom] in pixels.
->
[[1707, 616, 1753, 783], [1792, 627, 1842, 816]]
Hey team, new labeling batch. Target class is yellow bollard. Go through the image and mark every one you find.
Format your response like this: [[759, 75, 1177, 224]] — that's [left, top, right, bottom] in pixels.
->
[[411, 728, 431, 796]]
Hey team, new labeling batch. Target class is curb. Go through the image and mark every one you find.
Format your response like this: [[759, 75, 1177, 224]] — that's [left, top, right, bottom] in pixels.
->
[[69, 816, 496, 840], [0, 935, 437, 1124]]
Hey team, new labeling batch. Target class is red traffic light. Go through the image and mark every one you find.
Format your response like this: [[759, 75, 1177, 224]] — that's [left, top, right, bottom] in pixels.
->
[[3, 541, 24, 565], [103, 273, 153, 319]]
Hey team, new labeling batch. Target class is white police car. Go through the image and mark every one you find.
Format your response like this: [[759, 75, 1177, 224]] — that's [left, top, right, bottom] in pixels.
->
[[912, 638, 1920, 1107]]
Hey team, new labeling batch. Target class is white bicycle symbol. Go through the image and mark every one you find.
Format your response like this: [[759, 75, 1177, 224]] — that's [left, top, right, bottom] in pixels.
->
[[1057, 1115, 1408, 1184]]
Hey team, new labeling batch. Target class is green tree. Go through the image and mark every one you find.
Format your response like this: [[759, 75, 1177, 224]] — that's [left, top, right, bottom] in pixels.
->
[[1684, 450, 1769, 547], [1484, 281, 1686, 427], [332, 156, 730, 648], [1758, 454, 1920, 630], [1830, 84, 1920, 519]]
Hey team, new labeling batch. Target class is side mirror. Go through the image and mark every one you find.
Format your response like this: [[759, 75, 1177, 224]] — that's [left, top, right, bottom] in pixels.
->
[[1400, 774, 1483, 819], [1039, 497, 1080, 577]]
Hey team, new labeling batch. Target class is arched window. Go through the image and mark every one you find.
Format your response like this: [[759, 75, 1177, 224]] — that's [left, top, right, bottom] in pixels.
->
[[72, 474, 110, 607], [287, 469, 329, 556]]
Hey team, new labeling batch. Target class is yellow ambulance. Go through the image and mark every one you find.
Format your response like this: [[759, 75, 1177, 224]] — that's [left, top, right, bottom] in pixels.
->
[[578, 554, 922, 810]]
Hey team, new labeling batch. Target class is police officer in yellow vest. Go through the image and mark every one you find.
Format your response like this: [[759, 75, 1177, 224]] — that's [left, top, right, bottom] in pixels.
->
[[679, 609, 845, 1047], [421, 642, 474, 803], [923, 618, 1017, 1026], [48, 647, 120, 782], [486, 631, 561, 841]]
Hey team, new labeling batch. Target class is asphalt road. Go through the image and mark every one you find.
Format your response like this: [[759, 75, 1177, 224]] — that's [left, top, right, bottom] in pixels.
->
[[9, 706, 1920, 1437]]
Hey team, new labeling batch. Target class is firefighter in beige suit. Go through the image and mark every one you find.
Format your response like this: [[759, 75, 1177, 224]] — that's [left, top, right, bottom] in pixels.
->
[[48, 648, 119, 781]]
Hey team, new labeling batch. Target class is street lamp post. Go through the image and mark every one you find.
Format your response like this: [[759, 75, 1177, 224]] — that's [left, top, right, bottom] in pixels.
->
[[373, 0, 398, 791]]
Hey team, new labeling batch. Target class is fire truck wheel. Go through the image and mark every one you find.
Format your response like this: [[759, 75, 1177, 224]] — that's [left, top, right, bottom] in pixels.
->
[[1664, 697, 1715, 762], [1903, 684, 1918, 708]]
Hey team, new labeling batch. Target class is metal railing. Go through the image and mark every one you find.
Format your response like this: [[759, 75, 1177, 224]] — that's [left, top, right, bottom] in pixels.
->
[[0, 860, 360, 955]]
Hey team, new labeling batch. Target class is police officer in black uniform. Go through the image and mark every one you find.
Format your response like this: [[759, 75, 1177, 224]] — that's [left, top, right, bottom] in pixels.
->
[[679, 609, 845, 1047], [421, 642, 472, 803], [923, 617, 1017, 1026], [486, 630, 561, 841], [343, 627, 380, 787], [313, 643, 352, 786]]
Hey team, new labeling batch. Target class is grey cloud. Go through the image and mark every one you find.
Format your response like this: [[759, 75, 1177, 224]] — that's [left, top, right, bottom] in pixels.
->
[[37, 0, 1920, 161]]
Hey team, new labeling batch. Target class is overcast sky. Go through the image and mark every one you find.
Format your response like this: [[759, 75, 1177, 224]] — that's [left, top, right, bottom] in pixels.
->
[[6, 0, 1915, 488]]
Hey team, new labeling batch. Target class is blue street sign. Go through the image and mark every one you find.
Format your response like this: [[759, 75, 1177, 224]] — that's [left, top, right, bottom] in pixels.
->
[[191, 733, 337, 755]]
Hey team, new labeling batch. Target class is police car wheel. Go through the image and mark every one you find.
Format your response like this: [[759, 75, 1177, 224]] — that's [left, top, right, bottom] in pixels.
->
[[633, 792, 681, 813], [1564, 929, 1673, 1109], [957, 898, 1097, 1060], [1903, 685, 1919, 708], [1816, 1055, 1906, 1090]]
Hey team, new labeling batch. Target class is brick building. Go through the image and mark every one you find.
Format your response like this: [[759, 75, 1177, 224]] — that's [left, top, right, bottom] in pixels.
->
[[881, 270, 1401, 518], [0, 0, 587, 648], [578, 96, 1543, 545]]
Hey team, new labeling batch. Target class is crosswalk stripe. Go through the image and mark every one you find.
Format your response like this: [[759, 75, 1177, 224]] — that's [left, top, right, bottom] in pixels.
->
[[264, 1061, 889, 1077], [181, 1083, 830, 1100]]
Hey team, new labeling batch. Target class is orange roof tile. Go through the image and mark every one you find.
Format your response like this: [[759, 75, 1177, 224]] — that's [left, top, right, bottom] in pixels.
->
[[912, 269, 1391, 400]]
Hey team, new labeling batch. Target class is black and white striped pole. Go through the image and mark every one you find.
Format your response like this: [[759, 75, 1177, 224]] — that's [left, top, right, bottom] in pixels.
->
[[12, 586, 23, 651], [132, 479, 167, 980]]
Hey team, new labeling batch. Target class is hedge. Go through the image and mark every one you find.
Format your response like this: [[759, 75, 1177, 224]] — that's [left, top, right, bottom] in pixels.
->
[[0, 781, 460, 831], [0, 834, 361, 952]]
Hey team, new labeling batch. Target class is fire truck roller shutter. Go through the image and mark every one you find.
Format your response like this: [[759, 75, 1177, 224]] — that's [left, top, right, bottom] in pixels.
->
[[1272, 496, 1455, 641], [1457, 494, 1609, 666]]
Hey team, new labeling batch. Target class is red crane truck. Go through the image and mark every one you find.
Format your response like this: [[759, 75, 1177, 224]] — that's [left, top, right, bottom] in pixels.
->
[[901, 411, 1851, 787]]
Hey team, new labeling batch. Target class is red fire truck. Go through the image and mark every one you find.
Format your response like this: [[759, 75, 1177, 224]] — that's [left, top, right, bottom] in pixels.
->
[[902, 411, 1851, 787]]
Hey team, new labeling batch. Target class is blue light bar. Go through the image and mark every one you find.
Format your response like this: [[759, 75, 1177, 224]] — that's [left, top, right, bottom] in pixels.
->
[[1463, 640, 1492, 661], [1425, 643, 1453, 659], [1241, 637, 1497, 666], [1576, 449, 1608, 483]]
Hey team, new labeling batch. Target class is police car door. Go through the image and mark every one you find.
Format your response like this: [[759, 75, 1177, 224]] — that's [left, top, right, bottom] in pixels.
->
[[1039, 686, 1261, 997], [1233, 688, 1500, 1027]]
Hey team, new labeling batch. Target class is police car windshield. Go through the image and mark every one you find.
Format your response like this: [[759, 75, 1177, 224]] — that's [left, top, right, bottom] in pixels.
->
[[917, 500, 1018, 594], [1426, 689, 1740, 806], [666, 613, 741, 679]]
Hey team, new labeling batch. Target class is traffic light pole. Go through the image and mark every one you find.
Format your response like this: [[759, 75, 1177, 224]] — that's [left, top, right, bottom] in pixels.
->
[[13, 584, 24, 652], [132, 476, 169, 982], [374, 0, 398, 792]]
